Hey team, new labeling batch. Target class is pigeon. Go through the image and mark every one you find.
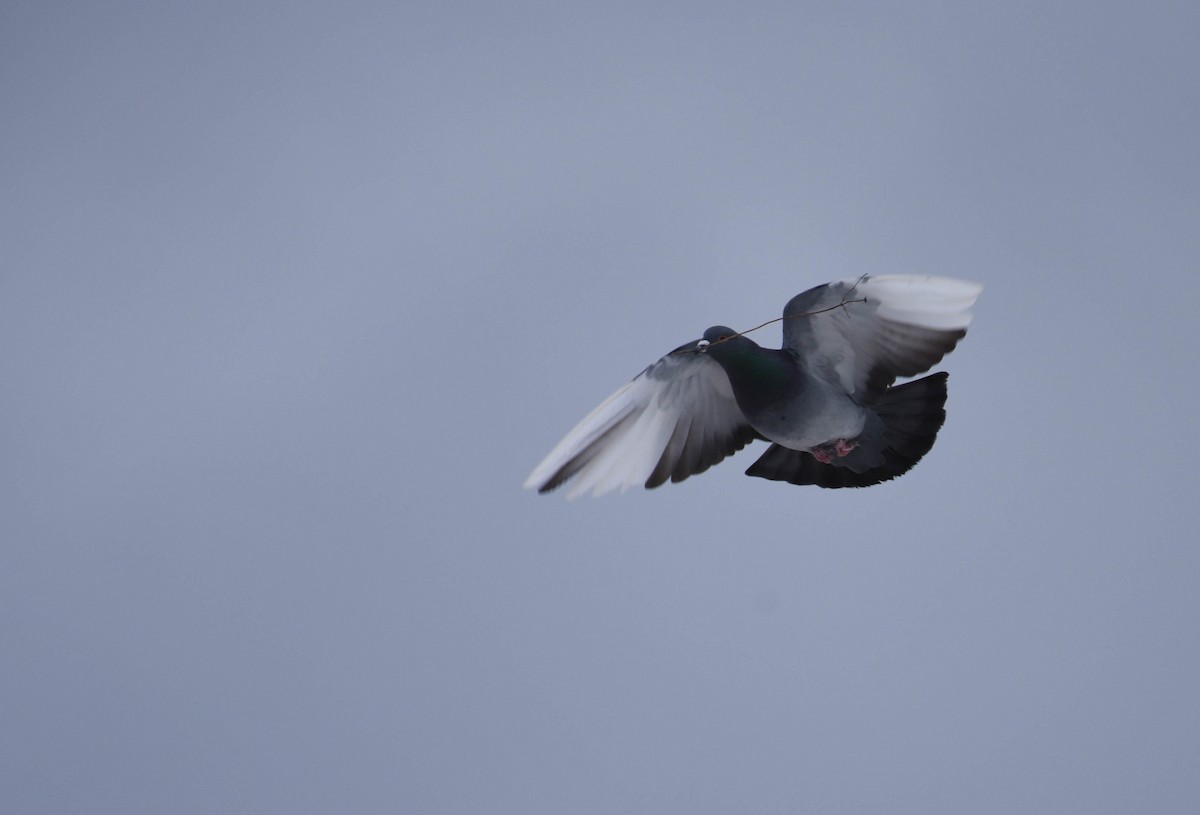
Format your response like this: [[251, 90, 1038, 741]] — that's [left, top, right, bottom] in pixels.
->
[[525, 275, 982, 497]]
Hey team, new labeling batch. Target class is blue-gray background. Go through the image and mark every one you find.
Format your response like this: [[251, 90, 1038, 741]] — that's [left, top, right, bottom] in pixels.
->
[[4, 2, 1198, 812]]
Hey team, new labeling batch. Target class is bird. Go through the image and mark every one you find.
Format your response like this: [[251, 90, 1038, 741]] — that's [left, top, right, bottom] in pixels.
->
[[524, 275, 982, 497]]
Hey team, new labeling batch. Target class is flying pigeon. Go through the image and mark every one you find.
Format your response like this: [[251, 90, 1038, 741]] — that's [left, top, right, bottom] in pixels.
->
[[525, 275, 982, 497]]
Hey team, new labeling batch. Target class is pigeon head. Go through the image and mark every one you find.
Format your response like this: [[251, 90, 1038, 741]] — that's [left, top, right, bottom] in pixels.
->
[[699, 325, 759, 360], [702, 325, 737, 344]]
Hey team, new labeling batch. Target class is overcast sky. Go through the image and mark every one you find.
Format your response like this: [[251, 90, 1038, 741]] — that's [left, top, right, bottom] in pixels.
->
[[3, 2, 1198, 813]]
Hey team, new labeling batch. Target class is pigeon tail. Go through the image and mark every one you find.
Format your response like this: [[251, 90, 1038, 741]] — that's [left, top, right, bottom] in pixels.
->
[[745, 372, 949, 488]]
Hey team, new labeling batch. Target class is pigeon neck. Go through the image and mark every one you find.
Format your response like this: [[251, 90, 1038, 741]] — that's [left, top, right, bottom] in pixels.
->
[[710, 343, 793, 391]]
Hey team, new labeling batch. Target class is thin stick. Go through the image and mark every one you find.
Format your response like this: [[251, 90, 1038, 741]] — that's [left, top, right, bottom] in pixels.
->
[[672, 276, 868, 354]]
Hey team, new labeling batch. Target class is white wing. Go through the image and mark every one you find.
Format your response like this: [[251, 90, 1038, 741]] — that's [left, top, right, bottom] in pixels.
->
[[524, 342, 759, 498], [781, 275, 983, 397]]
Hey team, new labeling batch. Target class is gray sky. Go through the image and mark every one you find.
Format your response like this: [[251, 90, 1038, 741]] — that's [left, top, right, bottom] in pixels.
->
[[3, 1, 1198, 813]]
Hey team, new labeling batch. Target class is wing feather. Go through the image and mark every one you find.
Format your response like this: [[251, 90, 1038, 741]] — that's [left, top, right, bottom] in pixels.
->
[[781, 275, 982, 397], [524, 342, 758, 497]]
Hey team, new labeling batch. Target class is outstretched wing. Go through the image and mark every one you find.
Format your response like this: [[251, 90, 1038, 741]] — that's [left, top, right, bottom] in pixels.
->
[[524, 341, 760, 498], [781, 275, 983, 397]]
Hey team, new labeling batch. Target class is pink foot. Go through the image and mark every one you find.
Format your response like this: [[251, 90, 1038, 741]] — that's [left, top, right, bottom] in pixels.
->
[[812, 438, 857, 464]]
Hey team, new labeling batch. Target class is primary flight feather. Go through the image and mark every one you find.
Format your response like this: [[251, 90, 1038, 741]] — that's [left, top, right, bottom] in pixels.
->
[[525, 275, 982, 497]]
